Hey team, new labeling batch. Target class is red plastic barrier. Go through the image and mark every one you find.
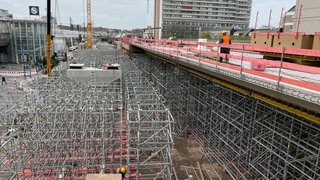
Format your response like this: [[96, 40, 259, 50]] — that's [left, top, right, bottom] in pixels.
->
[[105, 165, 136, 173], [111, 148, 128, 154], [65, 176, 84, 180], [251, 63, 266, 71], [129, 172, 142, 180], [107, 154, 136, 160], [17, 169, 32, 176], [114, 139, 135, 145], [116, 135, 127, 140]]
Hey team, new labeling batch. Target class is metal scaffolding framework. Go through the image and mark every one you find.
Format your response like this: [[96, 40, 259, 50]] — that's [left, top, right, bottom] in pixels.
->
[[181, 165, 223, 180], [0, 48, 174, 180], [131, 53, 320, 179], [1, 47, 319, 179], [122, 58, 174, 179]]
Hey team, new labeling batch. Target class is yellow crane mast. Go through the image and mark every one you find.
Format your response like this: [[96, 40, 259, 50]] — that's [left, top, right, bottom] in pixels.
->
[[46, 0, 52, 75], [86, 0, 93, 48]]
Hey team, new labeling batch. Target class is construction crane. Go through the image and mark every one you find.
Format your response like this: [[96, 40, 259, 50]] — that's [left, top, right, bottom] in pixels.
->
[[86, 0, 93, 48], [45, 0, 52, 75]]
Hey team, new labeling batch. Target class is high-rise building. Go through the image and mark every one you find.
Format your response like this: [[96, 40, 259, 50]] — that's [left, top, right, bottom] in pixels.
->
[[154, 0, 252, 39]]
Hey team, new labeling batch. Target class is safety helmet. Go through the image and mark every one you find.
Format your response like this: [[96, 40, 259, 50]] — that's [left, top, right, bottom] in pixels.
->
[[120, 166, 126, 173], [221, 30, 227, 34]]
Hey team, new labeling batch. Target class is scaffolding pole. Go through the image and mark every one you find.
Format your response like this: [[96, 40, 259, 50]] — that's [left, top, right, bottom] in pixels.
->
[[122, 56, 174, 179], [133, 53, 320, 179]]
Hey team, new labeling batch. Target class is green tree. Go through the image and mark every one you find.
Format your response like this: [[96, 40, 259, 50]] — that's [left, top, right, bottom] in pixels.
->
[[201, 32, 211, 39], [164, 25, 197, 39]]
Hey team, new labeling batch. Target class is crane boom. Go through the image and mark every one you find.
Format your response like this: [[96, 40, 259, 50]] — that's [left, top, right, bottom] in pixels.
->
[[86, 0, 92, 48]]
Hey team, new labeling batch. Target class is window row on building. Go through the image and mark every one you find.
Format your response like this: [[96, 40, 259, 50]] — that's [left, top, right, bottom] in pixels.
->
[[163, 20, 246, 29], [157, 0, 252, 39]]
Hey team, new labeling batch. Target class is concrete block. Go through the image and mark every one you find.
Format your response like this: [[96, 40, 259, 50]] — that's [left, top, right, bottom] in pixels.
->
[[273, 32, 313, 49], [250, 33, 274, 47], [312, 32, 320, 50], [198, 39, 207, 50]]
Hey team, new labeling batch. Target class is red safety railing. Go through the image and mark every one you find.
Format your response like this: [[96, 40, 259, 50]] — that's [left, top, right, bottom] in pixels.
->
[[123, 38, 320, 93]]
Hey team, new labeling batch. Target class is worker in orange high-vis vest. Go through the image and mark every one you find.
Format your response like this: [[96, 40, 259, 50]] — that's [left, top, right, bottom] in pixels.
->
[[219, 30, 231, 63]]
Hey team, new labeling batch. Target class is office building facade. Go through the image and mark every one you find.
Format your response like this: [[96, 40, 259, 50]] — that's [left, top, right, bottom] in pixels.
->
[[154, 0, 252, 39], [0, 9, 48, 64], [0, 9, 12, 63], [10, 19, 47, 64]]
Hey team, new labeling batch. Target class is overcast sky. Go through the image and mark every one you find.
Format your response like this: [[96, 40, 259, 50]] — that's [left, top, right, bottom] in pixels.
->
[[2, 0, 295, 30]]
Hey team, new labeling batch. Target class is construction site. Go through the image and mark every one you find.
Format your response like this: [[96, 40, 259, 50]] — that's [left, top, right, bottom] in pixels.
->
[[0, 41, 319, 179], [1, 47, 172, 179], [1, 0, 320, 179]]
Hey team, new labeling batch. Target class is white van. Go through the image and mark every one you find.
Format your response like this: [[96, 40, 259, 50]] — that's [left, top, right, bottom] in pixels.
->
[[68, 46, 78, 51]]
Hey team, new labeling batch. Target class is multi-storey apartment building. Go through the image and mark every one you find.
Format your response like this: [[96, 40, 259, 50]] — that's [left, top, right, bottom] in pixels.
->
[[154, 0, 252, 39]]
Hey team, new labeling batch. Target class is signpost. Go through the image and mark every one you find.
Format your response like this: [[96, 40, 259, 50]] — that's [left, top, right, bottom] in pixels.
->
[[29, 6, 40, 16]]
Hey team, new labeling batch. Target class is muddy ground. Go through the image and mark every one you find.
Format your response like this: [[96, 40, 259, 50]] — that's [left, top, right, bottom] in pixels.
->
[[172, 138, 231, 180]]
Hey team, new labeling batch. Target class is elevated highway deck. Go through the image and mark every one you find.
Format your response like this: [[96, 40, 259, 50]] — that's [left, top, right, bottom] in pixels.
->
[[123, 38, 320, 124]]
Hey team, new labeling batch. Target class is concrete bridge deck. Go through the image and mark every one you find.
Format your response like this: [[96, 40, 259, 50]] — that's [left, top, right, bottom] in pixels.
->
[[124, 38, 320, 124]]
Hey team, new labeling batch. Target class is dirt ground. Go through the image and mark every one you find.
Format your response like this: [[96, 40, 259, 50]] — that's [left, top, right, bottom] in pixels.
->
[[172, 138, 231, 180]]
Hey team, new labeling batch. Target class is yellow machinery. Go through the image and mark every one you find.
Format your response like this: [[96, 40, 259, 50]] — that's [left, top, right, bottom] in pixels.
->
[[46, 0, 52, 75], [86, 0, 93, 49]]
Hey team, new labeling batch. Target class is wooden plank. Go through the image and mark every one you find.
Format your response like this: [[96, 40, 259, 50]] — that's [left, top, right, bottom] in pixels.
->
[[197, 161, 205, 180], [86, 174, 121, 180]]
